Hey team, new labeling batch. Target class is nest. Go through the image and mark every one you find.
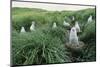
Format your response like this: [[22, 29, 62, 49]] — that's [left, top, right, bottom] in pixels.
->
[[65, 41, 85, 51]]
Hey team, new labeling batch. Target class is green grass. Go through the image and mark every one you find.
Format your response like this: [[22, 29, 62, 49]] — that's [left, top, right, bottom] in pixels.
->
[[12, 7, 96, 65], [12, 27, 71, 65]]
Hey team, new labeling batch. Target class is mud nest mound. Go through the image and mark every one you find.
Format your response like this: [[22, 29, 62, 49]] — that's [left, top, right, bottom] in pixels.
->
[[65, 41, 85, 51]]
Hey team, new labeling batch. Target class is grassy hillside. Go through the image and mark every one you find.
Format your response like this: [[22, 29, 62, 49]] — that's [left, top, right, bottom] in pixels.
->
[[12, 7, 96, 66]]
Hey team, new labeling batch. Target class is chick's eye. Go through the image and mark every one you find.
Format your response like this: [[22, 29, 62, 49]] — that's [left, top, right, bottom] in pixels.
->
[[72, 29, 74, 32]]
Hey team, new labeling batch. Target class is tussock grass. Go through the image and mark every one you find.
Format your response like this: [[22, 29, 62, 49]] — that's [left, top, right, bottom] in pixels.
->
[[12, 7, 96, 65]]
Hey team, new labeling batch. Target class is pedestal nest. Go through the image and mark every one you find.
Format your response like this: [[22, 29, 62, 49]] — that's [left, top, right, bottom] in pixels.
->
[[65, 41, 85, 51]]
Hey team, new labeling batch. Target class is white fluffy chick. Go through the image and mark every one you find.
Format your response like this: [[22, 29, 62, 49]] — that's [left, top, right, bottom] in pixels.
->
[[72, 16, 75, 21], [30, 21, 35, 31], [88, 15, 93, 22], [69, 27, 79, 45], [20, 26, 26, 33], [52, 22, 57, 28], [75, 21, 81, 32], [63, 20, 70, 26]]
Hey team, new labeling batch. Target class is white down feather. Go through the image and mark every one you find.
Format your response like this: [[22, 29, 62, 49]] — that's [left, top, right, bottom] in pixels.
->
[[69, 27, 79, 45], [75, 21, 80, 32], [20, 26, 26, 33], [63, 21, 70, 26], [88, 15, 93, 22], [30, 21, 35, 31], [52, 22, 57, 28]]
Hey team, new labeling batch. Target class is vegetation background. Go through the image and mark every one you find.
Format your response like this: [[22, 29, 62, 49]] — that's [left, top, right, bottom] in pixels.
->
[[12, 7, 96, 66]]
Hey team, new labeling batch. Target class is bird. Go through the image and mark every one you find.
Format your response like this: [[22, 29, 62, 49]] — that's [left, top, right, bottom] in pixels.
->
[[75, 21, 81, 32], [69, 27, 79, 45], [88, 15, 93, 22], [72, 16, 75, 21], [63, 20, 70, 27], [52, 22, 57, 28], [30, 21, 35, 31], [20, 26, 26, 33]]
